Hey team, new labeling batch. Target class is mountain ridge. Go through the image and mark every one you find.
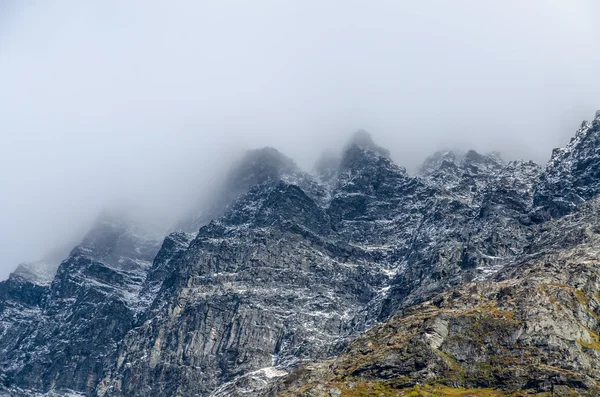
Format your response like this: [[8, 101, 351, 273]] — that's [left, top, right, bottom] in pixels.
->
[[2, 115, 600, 396]]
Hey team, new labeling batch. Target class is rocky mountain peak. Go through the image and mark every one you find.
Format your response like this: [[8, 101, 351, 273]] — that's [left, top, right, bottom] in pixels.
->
[[175, 147, 306, 233], [419, 149, 506, 203], [533, 110, 600, 219], [343, 129, 391, 158], [10, 261, 59, 286], [464, 149, 503, 166], [6, 115, 600, 396], [421, 149, 503, 175], [226, 147, 298, 190], [419, 150, 461, 175], [339, 134, 397, 178], [8, 239, 74, 286], [70, 209, 162, 273]]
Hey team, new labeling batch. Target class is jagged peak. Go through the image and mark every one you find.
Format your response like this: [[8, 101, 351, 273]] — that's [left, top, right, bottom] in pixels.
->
[[532, 111, 600, 219], [419, 149, 462, 175], [239, 146, 296, 170], [69, 208, 162, 272], [226, 147, 299, 188], [420, 149, 503, 177], [549, 110, 600, 164], [343, 129, 390, 158], [546, 111, 600, 160], [463, 150, 503, 167], [505, 158, 541, 169], [174, 147, 310, 233], [11, 261, 59, 286]]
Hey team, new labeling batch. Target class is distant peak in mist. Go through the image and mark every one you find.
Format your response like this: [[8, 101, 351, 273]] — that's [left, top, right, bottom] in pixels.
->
[[227, 146, 298, 189], [239, 147, 296, 169], [419, 148, 505, 176], [344, 129, 391, 158]]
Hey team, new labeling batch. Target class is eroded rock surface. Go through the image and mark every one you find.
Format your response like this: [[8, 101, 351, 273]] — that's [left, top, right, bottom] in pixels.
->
[[2, 113, 600, 396]]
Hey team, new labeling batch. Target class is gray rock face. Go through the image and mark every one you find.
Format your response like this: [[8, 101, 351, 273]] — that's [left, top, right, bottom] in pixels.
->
[[0, 213, 161, 396], [3, 113, 600, 396], [534, 111, 600, 219], [420, 149, 505, 203], [379, 151, 542, 318], [176, 147, 326, 233], [92, 136, 549, 396], [94, 151, 394, 396], [139, 231, 195, 306], [276, 197, 600, 396]]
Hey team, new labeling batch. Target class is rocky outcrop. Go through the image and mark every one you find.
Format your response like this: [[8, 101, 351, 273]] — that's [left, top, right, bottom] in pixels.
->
[[94, 146, 395, 397], [378, 151, 542, 318], [276, 197, 600, 396], [92, 131, 553, 396], [0, 213, 161, 396], [176, 147, 327, 233], [534, 111, 600, 220], [420, 149, 504, 204], [3, 112, 600, 396]]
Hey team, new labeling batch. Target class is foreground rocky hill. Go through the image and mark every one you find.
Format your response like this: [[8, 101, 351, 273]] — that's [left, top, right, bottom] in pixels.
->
[[1, 111, 600, 396]]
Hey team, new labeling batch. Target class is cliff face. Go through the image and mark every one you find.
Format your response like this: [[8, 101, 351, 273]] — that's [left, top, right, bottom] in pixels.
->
[[2, 112, 600, 397], [95, 144, 399, 397], [534, 111, 600, 220], [0, 214, 162, 396], [275, 199, 600, 397], [274, 112, 600, 397]]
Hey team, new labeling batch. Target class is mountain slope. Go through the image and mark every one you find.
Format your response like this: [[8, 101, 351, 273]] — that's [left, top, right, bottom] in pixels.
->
[[94, 146, 397, 397], [534, 110, 600, 219], [275, 197, 600, 396], [93, 132, 551, 396], [1, 113, 600, 396], [0, 213, 162, 396]]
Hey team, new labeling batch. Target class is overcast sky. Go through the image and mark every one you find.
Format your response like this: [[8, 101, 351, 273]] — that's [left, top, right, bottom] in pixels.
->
[[1, 0, 600, 279]]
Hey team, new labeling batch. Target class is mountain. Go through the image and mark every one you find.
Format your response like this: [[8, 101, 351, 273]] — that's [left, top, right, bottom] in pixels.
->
[[1, 111, 600, 396], [272, 197, 600, 396], [0, 212, 162, 396], [534, 110, 600, 220]]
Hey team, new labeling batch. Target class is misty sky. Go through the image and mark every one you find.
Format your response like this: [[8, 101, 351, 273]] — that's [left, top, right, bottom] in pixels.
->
[[1, 1, 600, 280]]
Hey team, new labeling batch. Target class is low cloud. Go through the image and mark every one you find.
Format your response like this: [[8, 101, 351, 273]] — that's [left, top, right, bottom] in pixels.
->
[[1, 0, 599, 279]]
